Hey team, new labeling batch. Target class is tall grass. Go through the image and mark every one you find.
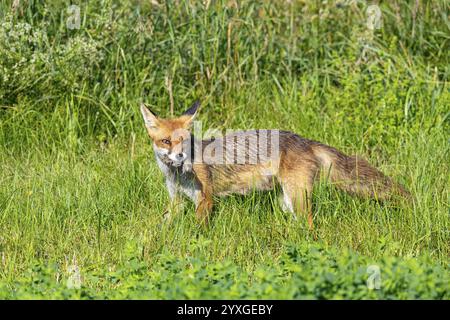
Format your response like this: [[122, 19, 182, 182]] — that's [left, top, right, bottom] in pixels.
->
[[0, 0, 448, 289]]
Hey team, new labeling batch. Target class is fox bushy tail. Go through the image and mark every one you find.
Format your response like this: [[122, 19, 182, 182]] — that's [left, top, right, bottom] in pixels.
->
[[312, 143, 410, 200]]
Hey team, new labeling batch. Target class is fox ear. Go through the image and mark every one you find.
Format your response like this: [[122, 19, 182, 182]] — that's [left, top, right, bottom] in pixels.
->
[[183, 100, 200, 116], [140, 103, 159, 129], [181, 100, 200, 126]]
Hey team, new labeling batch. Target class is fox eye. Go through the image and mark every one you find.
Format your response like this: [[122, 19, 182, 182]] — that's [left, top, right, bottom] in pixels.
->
[[161, 139, 171, 145]]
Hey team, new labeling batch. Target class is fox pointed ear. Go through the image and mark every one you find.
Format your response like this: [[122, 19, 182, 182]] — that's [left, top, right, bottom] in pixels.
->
[[181, 100, 200, 126], [140, 103, 159, 129]]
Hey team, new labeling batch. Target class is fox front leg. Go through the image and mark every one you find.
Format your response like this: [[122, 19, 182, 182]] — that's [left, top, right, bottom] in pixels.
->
[[191, 164, 213, 225], [194, 190, 212, 226]]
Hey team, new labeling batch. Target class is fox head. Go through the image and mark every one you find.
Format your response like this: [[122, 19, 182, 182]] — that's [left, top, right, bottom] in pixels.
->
[[140, 100, 200, 167]]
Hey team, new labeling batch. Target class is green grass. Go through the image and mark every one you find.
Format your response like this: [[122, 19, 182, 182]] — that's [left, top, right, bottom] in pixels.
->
[[0, 0, 449, 299]]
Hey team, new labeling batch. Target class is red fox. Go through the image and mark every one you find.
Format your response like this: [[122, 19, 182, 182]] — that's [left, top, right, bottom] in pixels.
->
[[140, 101, 409, 229]]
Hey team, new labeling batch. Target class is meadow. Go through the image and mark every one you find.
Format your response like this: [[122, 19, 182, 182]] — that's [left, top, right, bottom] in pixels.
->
[[0, 0, 448, 299]]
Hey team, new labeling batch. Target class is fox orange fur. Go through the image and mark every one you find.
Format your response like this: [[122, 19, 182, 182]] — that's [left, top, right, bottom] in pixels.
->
[[140, 101, 409, 229]]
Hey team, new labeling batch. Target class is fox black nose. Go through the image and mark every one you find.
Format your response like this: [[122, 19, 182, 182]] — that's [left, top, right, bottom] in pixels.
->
[[176, 153, 185, 159]]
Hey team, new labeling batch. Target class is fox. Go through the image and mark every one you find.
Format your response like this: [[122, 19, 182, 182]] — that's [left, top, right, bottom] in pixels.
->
[[140, 100, 410, 229]]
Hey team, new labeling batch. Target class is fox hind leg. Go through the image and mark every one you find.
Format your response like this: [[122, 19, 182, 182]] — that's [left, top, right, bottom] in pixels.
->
[[279, 191, 294, 214], [281, 183, 314, 229], [279, 164, 317, 231]]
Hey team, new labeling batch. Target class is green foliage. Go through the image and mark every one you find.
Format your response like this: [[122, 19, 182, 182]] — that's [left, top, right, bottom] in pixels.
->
[[0, 12, 104, 105]]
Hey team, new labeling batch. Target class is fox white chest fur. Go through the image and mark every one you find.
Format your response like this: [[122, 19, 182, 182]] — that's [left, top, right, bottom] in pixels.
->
[[153, 143, 200, 205]]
